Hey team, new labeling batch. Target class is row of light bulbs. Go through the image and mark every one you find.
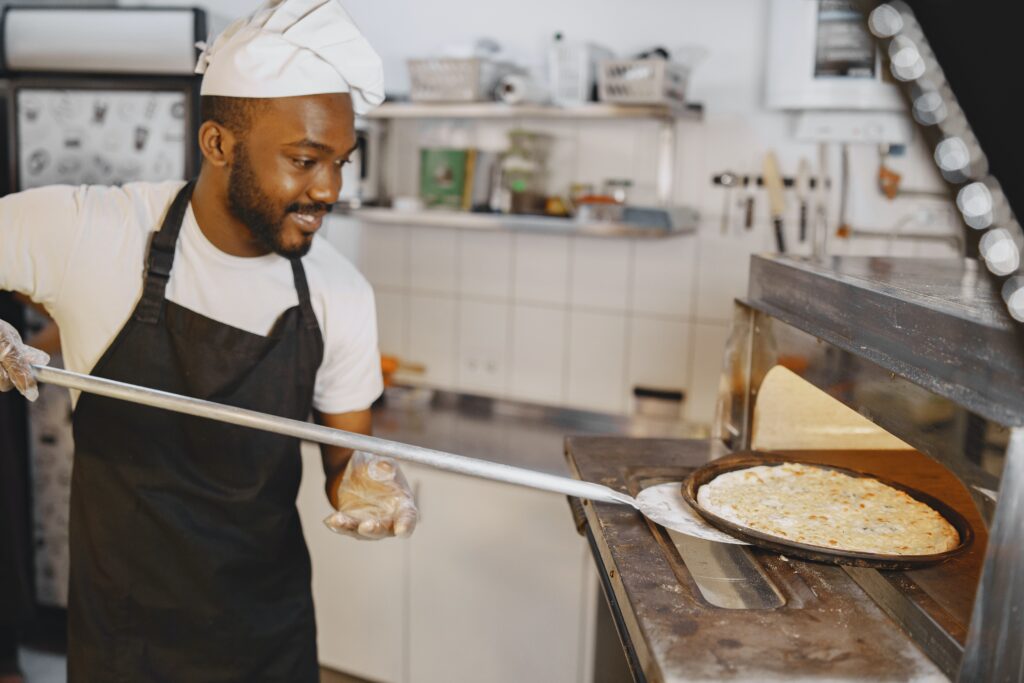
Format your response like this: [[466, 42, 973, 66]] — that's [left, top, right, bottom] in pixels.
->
[[868, 2, 1024, 321]]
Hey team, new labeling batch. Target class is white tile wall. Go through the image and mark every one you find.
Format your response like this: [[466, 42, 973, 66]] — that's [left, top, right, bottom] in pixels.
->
[[575, 122, 640, 191], [374, 289, 408, 358], [671, 119, 708, 209], [509, 305, 567, 405], [630, 235, 698, 318], [459, 231, 513, 300], [627, 317, 691, 399], [355, 223, 409, 290], [513, 233, 571, 306], [566, 311, 628, 413], [689, 322, 732, 424], [569, 238, 633, 312], [695, 234, 763, 322], [406, 294, 458, 387], [409, 227, 458, 294], [627, 121, 664, 206], [322, 215, 362, 263], [457, 300, 509, 394]]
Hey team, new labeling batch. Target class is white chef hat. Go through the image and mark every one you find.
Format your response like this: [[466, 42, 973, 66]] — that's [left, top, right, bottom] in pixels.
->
[[194, 0, 384, 114]]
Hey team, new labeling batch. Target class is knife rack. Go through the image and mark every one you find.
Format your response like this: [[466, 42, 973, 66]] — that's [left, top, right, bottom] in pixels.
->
[[711, 172, 824, 188]]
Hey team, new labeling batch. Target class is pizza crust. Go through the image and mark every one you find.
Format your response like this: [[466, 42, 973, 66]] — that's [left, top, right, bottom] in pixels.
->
[[696, 463, 960, 555]]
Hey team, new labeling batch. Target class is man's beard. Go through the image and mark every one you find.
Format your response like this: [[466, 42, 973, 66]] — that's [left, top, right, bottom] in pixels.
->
[[227, 144, 330, 259]]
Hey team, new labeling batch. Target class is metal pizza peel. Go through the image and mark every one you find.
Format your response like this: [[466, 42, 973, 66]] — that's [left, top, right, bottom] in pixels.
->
[[30, 364, 748, 542]]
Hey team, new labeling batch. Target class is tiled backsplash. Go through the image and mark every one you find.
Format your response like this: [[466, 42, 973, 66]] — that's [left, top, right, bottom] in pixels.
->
[[324, 218, 736, 423], [325, 204, 957, 427]]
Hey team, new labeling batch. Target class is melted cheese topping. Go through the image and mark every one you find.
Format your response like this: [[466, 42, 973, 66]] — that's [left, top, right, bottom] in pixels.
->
[[696, 463, 960, 555]]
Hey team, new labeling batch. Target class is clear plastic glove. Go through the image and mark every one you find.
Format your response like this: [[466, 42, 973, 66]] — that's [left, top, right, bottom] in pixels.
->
[[0, 318, 50, 402], [324, 451, 418, 540]]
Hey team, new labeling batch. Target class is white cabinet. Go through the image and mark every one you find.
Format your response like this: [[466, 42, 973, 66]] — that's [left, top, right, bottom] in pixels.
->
[[405, 463, 597, 683], [297, 442, 407, 683], [296, 443, 598, 683]]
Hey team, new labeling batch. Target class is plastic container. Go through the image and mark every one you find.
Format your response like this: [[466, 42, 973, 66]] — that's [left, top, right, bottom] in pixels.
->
[[408, 58, 520, 102], [598, 58, 690, 107], [546, 34, 614, 105]]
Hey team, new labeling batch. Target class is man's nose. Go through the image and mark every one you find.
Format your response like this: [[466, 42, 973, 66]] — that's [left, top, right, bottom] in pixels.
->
[[309, 165, 342, 205]]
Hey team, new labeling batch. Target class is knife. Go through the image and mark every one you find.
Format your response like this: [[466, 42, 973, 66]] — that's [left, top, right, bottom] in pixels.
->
[[718, 171, 738, 235], [742, 175, 754, 230], [795, 158, 811, 243], [762, 151, 787, 253]]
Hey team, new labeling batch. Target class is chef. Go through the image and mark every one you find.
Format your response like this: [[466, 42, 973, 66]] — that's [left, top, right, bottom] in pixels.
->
[[0, 0, 417, 679]]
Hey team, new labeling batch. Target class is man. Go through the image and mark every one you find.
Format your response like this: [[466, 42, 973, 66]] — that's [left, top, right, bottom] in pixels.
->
[[0, 0, 417, 679]]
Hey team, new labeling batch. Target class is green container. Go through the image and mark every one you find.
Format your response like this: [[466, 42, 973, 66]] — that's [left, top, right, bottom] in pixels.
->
[[419, 148, 469, 209]]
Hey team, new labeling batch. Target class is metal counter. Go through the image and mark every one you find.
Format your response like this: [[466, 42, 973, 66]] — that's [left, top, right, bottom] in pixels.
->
[[565, 436, 948, 682]]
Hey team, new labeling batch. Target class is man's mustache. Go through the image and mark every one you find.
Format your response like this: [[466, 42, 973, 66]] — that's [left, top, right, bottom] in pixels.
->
[[287, 202, 334, 215]]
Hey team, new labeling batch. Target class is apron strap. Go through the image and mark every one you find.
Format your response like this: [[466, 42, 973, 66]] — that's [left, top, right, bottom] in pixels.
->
[[135, 181, 319, 333], [135, 181, 197, 324], [289, 258, 320, 332]]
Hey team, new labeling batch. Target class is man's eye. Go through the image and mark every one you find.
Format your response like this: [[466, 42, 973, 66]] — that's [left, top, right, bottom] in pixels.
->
[[334, 158, 352, 168], [292, 158, 317, 169]]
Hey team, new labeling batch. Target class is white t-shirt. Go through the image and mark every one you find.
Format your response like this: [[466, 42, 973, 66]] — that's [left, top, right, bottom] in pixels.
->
[[0, 180, 383, 414]]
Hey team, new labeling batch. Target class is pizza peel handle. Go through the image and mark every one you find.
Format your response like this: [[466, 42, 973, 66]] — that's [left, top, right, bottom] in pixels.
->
[[31, 365, 639, 508]]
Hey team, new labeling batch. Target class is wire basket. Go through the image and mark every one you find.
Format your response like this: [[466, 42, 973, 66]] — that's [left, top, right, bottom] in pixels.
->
[[408, 58, 519, 102], [598, 59, 690, 107]]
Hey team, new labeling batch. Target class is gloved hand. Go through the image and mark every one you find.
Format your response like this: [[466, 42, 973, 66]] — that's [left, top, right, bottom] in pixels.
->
[[0, 318, 50, 402], [324, 451, 418, 540]]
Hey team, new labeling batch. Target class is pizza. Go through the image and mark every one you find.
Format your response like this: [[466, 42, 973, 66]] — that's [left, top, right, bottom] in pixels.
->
[[695, 462, 960, 555]]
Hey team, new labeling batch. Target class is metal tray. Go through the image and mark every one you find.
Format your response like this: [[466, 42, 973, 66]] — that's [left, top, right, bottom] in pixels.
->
[[681, 452, 975, 570]]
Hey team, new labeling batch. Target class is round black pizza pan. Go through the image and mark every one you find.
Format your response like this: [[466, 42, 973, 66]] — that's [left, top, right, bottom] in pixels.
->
[[681, 452, 974, 570]]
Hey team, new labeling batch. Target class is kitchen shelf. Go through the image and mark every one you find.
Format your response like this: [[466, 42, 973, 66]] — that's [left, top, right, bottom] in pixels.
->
[[364, 101, 703, 122], [339, 206, 699, 238], [356, 101, 704, 224]]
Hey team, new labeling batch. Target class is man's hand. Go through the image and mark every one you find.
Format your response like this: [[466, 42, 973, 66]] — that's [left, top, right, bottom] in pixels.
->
[[324, 451, 418, 540], [0, 318, 50, 401]]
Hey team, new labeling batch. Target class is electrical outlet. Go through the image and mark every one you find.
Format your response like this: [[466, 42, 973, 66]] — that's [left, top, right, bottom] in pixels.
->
[[458, 301, 509, 393], [460, 353, 504, 392]]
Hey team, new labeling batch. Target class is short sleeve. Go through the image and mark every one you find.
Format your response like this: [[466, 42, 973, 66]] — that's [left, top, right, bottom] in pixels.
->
[[312, 271, 384, 415], [0, 185, 83, 309]]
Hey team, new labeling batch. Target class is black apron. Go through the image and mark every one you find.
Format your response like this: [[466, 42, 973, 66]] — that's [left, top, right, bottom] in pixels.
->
[[68, 182, 324, 683], [0, 293, 33, 673]]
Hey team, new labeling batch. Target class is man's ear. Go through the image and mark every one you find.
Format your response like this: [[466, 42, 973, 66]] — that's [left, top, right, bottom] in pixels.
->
[[198, 120, 237, 168]]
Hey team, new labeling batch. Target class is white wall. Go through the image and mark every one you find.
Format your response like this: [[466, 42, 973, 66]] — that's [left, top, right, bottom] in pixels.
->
[[125, 0, 960, 423]]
